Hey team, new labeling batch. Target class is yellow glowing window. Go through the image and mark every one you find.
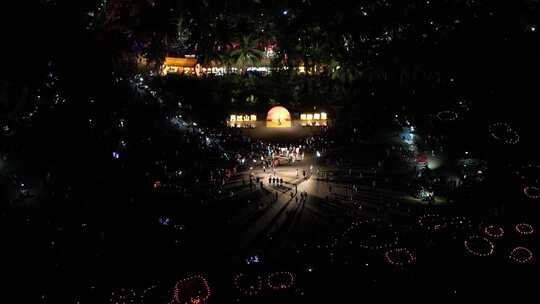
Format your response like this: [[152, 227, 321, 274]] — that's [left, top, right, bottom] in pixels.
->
[[237, 115, 243, 122], [230, 115, 236, 121], [321, 112, 327, 120], [300, 114, 307, 120], [243, 115, 249, 121], [307, 114, 313, 120], [250, 115, 257, 121], [314, 113, 321, 120]]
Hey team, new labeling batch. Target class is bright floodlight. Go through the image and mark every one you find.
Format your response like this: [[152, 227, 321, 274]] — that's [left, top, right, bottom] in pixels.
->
[[266, 106, 292, 128]]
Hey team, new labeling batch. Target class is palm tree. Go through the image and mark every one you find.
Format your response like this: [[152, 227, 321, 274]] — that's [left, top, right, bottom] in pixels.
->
[[229, 35, 265, 74]]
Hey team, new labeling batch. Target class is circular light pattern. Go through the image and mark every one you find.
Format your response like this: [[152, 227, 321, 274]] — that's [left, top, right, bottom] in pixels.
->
[[233, 273, 263, 296], [464, 235, 495, 257], [488, 122, 519, 145], [267, 272, 295, 290], [509, 247, 534, 264], [418, 214, 447, 232], [483, 225, 505, 238], [173, 275, 211, 304], [523, 186, 540, 199], [342, 219, 399, 250], [515, 223, 535, 235], [436, 110, 458, 122], [384, 248, 416, 266]]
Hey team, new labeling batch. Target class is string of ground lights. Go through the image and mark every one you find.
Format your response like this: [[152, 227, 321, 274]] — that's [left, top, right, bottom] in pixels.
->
[[509, 247, 534, 264], [436, 110, 459, 122], [515, 164, 540, 199], [464, 235, 495, 257], [488, 122, 520, 145], [483, 225, 505, 239], [448, 216, 474, 231], [384, 248, 417, 266], [417, 214, 448, 232], [515, 223, 535, 236], [108, 285, 157, 304], [108, 288, 138, 304], [342, 219, 399, 250], [523, 186, 540, 199], [233, 273, 263, 296], [172, 275, 211, 304], [267, 272, 295, 291]]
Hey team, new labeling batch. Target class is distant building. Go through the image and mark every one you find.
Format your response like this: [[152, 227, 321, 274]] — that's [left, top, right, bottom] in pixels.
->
[[161, 56, 198, 76]]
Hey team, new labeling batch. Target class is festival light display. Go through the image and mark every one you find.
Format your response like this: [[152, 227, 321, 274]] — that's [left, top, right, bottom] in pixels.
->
[[108, 288, 138, 304], [300, 112, 328, 127], [483, 225, 504, 238], [266, 272, 295, 290], [266, 106, 292, 128], [488, 122, 520, 145], [233, 273, 263, 296], [384, 248, 416, 266], [418, 214, 447, 232], [229, 114, 257, 122], [173, 275, 211, 304], [108, 285, 157, 304], [515, 223, 534, 235], [523, 186, 540, 199], [464, 235, 495, 257], [228, 114, 257, 128], [342, 219, 399, 250], [509, 247, 534, 264], [449, 216, 473, 231], [436, 110, 458, 122]]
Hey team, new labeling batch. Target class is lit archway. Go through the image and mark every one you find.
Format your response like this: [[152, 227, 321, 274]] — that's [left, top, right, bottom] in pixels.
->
[[266, 106, 292, 128]]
